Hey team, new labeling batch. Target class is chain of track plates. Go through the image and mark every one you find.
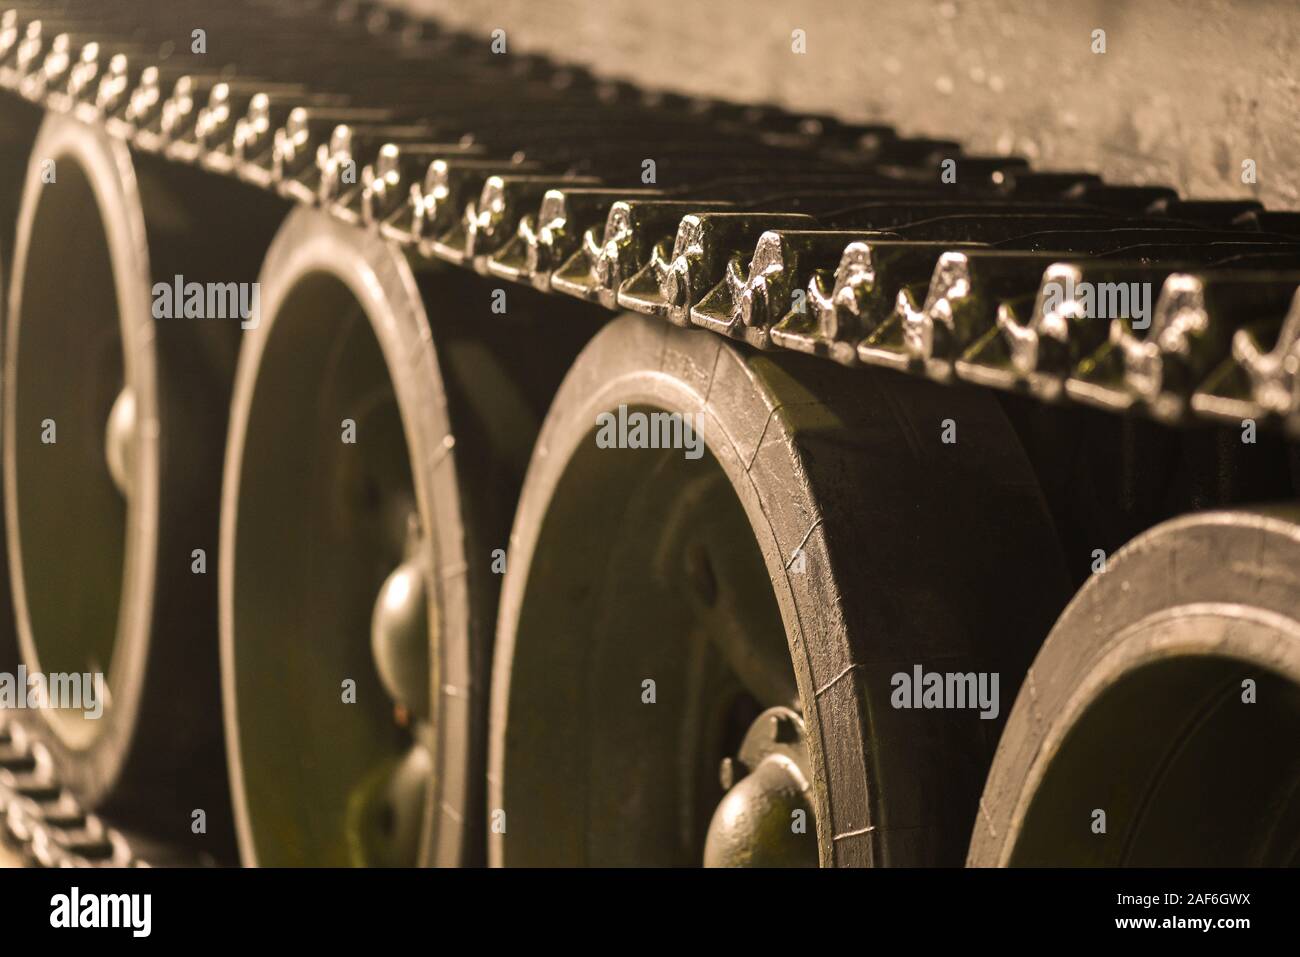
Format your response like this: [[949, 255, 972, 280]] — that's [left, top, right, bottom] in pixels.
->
[[4, 0, 1300, 870], [0, 713, 144, 867], [7, 0, 1300, 432]]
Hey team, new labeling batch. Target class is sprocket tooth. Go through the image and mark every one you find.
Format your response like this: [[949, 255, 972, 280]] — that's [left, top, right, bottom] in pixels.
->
[[1094, 273, 1300, 422], [271, 104, 395, 203], [11, 18, 51, 97], [24, 29, 72, 103], [552, 198, 733, 307], [862, 249, 1064, 382], [976, 262, 1189, 401], [642, 211, 815, 327], [315, 120, 438, 217], [197, 80, 311, 174], [358, 140, 480, 238], [440, 173, 600, 274], [694, 228, 896, 350], [488, 186, 660, 291], [409, 156, 539, 255], [1232, 288, 1300, 421]]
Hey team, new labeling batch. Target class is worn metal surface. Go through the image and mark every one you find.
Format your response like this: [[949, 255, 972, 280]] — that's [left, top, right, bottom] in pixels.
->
[[969, 507, 1300, 867], [398, 0, 1300, 211]]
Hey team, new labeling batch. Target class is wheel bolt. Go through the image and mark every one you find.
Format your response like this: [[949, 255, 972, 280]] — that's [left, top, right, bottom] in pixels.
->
[[370, 558, 430, 719], [104, 387, 136, 496]]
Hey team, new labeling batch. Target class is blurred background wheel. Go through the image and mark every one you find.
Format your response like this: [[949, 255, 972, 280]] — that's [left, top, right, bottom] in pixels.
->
[[970, 508, 1300, 867], [0, 94, 39, 679], [3, 113, 282, 859], [220, 206, 597, 866]]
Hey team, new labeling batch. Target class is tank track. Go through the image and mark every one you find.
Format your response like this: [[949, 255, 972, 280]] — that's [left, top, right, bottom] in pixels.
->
[[2, 0, 1300, 872], [3, 0, 1300, 435], [0, 711, 145, 867]]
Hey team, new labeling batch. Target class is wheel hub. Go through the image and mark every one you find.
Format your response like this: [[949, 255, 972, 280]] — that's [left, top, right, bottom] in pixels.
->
[[703, 706, 817, 867]]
